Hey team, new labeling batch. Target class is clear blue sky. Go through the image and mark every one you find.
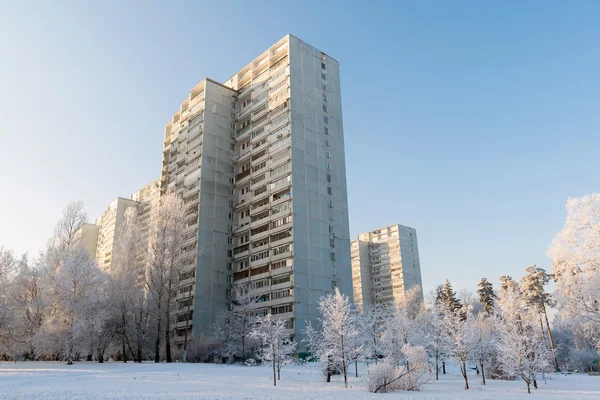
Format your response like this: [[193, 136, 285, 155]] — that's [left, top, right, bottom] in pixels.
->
[[1, 1, 599, 295]]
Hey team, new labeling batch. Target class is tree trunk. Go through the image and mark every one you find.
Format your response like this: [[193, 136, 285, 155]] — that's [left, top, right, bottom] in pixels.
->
[[272, 344, 276, 386], [480, 361, 486, 385], [442, 360, 446, 374], [341, 334, 348, 388], [355, 360, 358, 377], [542, 303, 559, 372], [461, 360, 469, 390], [326, 355, 332, 382], [122, 335, 127, 363], [97, 348, 104, 363], [155, 295, 162, 363], [165, 279, 172, 363], [435, 351, 439, 380], [533, 379, 538, 389], [526, 381, 531, 394]]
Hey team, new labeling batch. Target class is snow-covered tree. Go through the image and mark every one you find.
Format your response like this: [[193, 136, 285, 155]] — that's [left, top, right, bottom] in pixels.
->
[[469, 312, 496, 385], [146, 193, 185, 363], [110, 208, 151, 362], [547, 194, 600, 325], [248, 313, 296, 386], [477, 278, 496, 316], [520, 265, 558, 371], [418, 306, 448, 380], [38, 246, 106, 364], [305, 288, 358, 387], [496, 277, 553, 393], [212, 283, 260, 363], [356, 303, 390, 363], [439, 302, 472, 389]]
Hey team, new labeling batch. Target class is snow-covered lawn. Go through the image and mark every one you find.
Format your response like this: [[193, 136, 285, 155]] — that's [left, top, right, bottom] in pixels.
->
[[0, 362, 598, 399]]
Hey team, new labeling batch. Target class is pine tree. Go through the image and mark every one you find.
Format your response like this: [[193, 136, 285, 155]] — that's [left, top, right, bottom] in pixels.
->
[[520, 265, 559, 372], [477, 278, 496, 316], [436, 280, 463, 317]]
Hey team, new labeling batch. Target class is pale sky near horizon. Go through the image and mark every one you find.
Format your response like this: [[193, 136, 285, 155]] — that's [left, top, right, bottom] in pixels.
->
[[1, 1, 599, 295]]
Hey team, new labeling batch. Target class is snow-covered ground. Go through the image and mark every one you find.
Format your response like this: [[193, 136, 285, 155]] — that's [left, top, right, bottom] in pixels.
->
[[0, 361, 598, 400]]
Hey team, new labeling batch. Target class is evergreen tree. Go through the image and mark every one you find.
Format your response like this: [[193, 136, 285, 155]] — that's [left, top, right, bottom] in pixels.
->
[[477, 278, 496, 316], [435, 280, 463, 317]]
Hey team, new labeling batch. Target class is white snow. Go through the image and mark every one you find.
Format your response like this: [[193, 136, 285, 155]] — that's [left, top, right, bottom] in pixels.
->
[[1, 362, 599, 399]]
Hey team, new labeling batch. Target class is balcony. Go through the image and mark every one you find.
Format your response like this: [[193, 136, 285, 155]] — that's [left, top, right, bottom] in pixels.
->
[[271, 249, 292, 263], [183, 185, 199, 199], [250, 201, 269, 216], [235, 169, 251, 184], [270, 234, 293, 249], [234, 220, 250, 235], [236, 125, 252, 138]]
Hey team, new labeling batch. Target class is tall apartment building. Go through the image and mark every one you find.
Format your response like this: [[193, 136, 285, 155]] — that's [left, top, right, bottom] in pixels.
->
[[351, 224, 423, 309], [160, 34, 353, 346], [161, 78, 238, 344]]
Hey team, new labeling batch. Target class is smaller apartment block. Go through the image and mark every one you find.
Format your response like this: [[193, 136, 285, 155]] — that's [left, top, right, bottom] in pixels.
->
[[351, 224, 423, 309], [77, 179, 160, 275]]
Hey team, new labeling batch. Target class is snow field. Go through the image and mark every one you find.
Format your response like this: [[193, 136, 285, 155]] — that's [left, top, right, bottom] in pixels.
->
[[1, 361, 599, 400]]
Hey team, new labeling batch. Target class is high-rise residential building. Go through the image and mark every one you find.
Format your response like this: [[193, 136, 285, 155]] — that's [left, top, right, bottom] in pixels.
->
[[351, 224, 423, 309], [161, 34, 353, 347], [95, 197, 140, 271]]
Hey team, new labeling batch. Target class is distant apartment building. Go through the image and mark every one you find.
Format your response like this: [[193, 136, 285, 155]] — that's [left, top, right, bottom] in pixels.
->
[[351, 224, 423, 309], [160, 34, 353, 347], [95, 197, 139, 271], [76, 179, 160, 275]]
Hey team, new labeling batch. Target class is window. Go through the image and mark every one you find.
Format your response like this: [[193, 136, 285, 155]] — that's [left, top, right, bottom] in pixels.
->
[[331, 266, 337, 275], [273, 289, 291, 299], [324, 139, 329, 146], [331, 280, 337, 289], [323, 83, 327, 91], [330, 238, 335, 248], [227, 276, 232, 283], [323, 105, 328, 112], [272, 275, 291, 285], [228, 237, 233, 244], [324, 127, 329, 135], [321, 62, 326, 70], [328, 213, 334, 221], [228, 213, 233, 220], [326, 163, 331, 170], [323, 93, 327, 102], [327, 200, 333, 208], [322, 73, 326, 80], [329, 225, 334, 233], [227, 250, 232, 257], [327, 187, 332, 195], [227, 263, 232, 270], [323, 116, 328, 123], [326, 174, 331, 182], [325, 151, 331, 158]]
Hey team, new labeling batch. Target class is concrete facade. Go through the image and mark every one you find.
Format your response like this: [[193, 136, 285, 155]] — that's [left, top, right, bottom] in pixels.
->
[[157, 35, 353, 346], [351, 224, 423, 309], [160, 79, 238, 343], [224, 35, 353, 345]]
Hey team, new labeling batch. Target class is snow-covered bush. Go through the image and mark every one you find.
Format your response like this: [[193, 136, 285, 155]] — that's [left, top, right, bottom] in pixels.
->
[[363, 361, 398, 393], [363, 344, 429, 393], [568, 348, 600, 373]]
